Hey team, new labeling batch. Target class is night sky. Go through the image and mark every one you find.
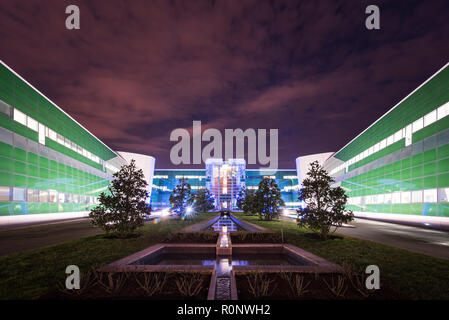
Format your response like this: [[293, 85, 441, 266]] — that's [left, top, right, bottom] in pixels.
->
[[1, 0, 448, 169]]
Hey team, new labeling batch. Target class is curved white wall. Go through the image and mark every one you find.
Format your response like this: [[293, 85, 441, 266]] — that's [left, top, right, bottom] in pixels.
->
[[296, 152, 334, 186], [117, 152, 156, 199]]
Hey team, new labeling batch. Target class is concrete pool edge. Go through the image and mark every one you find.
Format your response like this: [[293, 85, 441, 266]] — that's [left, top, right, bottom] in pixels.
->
[[98, 242, 341, 300], [99, 243, 341, 273], [231, 244, 342, 273], [98, 243, 216, 272], [178, 213, 271, 233], [178, 215, 220, 233]]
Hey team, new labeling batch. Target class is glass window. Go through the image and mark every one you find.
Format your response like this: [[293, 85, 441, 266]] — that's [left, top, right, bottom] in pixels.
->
[[39, 190, 48, 203], [49, 190, 58, 203], [70, 142, 78, 152], [384, 193, 392, 204], [437, 102, 449, 120], [412, 118, 424, 133], [12, 187, 26, 201], [65, 193, 72, 203], [401, 191, 411, 204], [411, 190, 423, 203], [13, 109, 26, 126], [393, 130, 403, 143], [57, 134, 64, 145], [38, 123, 46, 145], [405, 124, 412, 147], [387, 135, 394, 146], [64, 138, 71, 149], [0, 186, 11, 201], [376, 194, 384, 204], [48, 129, 57, 141], [0, 100, 11, 117], [58, 193, 65, 203], [424, 110, 437, 127], [27, 189, 39, 202], [365, 196, 371, 205], [392, 192, 401, 204], [27, 117, 38, 132], [73, 194, 79, 204], [380, 139, 386, 150], [423, 189, 437, 203], [438, 188, 449, 203], [366, 195, 373, 205]]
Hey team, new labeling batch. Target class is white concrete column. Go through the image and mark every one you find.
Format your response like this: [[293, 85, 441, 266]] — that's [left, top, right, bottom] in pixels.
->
[[117, 152, 156, 199]]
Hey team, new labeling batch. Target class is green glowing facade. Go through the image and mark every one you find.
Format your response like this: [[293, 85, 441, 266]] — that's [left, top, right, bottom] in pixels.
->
[[323, 63, 449, 222], [0, 61, 127, 218]]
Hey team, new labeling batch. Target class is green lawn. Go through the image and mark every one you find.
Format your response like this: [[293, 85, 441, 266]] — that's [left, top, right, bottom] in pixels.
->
[[234, 213, 449, 300], [0, 212, 214, 300]]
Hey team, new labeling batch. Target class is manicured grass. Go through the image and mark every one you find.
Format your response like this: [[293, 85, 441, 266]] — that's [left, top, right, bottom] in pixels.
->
[[0, 212, 214, 300], [234, 213, 449, 300]]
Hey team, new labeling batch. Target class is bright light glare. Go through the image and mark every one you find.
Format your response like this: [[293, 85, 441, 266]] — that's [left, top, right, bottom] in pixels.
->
[[186, 207, 193, 214]]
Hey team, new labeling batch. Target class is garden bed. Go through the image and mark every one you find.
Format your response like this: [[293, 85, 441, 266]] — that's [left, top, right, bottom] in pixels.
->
[[162, 232, 218, 243], [39, 271, 210, 300], [231, 232, 283, 243], [235, 272, 403, 300]]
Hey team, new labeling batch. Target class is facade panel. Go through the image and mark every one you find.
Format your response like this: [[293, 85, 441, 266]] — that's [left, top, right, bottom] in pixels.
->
[[0, 61, 128, 219], [324, 63, 449, 224]]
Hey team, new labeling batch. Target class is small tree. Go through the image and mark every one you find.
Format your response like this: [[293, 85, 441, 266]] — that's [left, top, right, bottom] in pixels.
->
[[193, 189, 215, 213], [236, 187, 246, 211], [297, 161, 354, 239], [255, 178, 284, 221], [89, 160, 151, 238], [169, 178, 193, 217], [237, 187, 258, 215]]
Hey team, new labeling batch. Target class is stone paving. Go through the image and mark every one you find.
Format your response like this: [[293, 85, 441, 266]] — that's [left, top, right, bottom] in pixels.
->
[[215, 278, 231, 300]]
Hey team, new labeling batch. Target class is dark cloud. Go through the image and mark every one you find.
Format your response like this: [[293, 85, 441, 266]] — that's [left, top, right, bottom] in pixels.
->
[[1, 0, 448, 169]]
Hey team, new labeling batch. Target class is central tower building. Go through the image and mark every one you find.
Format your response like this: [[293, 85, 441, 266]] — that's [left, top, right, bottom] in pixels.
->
[[205, 159, 246, 210]]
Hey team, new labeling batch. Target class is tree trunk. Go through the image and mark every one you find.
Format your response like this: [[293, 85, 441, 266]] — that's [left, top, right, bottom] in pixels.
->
[[321, 229, 328, 240]]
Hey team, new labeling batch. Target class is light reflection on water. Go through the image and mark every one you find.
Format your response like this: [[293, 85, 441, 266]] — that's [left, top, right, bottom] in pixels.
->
[[210, 217, 241, 231], [140, 254, 306, 266]]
